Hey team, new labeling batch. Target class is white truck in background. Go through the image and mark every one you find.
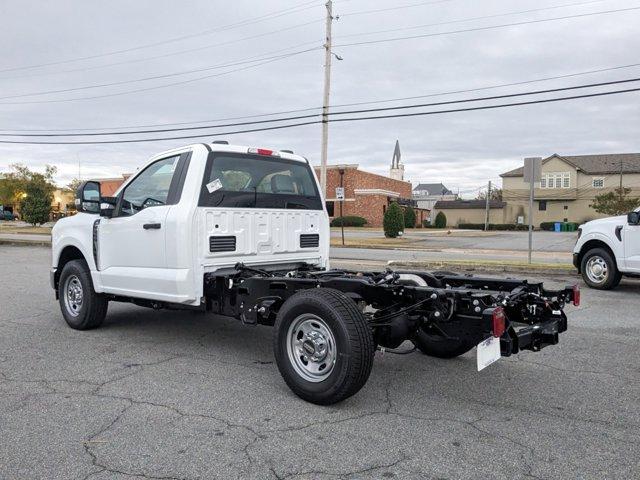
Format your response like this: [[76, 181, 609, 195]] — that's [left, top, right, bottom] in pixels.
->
[[51, 142, 577, 404], [573, 209, 640, 289]]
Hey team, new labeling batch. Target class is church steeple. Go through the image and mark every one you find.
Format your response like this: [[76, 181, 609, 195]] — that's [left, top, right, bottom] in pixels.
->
[[390, 139, 404, 181]]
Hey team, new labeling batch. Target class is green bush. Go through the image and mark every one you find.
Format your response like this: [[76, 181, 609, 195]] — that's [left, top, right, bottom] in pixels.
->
[[434, 211, 447, 228], [403, 206, 416, 229], [330, 216, 368, 227], [383, 202, 404, 238], [20, 180, 53, 226], [539, 222, 558, 231], [458, 223, 529, 231], [539, 221, 579, 231]]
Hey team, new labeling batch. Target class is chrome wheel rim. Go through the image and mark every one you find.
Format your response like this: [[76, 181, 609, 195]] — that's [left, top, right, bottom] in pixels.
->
[[586, 256, 608, 284], [286, 314, 336, 383], [63, 275, 83, 317]]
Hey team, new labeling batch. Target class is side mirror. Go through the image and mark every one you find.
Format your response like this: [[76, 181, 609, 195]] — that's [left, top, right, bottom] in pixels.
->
[[628, 211, 640, 225], [100, 196, 117, 218], [75, 181, 101, 214]]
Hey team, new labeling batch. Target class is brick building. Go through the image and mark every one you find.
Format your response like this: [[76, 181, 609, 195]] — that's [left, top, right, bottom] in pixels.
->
[[314, 164, 427, 227]]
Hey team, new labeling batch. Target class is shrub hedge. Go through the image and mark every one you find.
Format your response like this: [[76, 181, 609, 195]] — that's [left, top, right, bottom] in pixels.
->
[[330, 216, 368, 227], [458, 223, 529, 231]]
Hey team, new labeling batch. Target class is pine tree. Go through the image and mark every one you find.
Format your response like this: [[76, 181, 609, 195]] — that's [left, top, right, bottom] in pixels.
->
[[383, 202, 404, 238]]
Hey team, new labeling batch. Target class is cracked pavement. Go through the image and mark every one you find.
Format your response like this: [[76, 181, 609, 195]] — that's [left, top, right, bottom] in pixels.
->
[[1, 245, 639, 479]]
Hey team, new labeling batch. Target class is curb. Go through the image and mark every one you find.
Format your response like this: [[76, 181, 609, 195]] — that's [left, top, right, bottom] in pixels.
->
[[0, 238, 51, 247], [387, 260, 576, 276]]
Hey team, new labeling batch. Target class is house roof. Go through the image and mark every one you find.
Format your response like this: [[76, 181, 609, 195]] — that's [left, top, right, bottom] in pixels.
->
[[500, 153, 640, 177], [413, 183, 453, 195], [435, 199, 506, 210]]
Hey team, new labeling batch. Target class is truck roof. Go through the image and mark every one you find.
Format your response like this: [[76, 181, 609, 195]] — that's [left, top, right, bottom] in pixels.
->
[[151, 143, 308, 164]]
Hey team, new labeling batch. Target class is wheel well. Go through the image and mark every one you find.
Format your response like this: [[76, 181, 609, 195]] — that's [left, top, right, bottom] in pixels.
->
[[578, 240, 616, 270], [54, 246, 86, 290]]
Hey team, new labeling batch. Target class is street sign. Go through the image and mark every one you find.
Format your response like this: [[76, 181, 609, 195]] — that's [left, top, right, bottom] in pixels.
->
[[523, 157, 542, 183], [335, 187, 345, 200]]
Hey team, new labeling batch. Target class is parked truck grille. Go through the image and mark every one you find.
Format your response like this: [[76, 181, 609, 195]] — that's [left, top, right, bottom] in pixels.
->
[[300, 234, 319, 248], [209, 236, 236, 252]]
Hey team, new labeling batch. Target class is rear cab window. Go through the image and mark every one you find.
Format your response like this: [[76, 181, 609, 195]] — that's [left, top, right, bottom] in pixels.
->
[[198, 152, 322, 210]]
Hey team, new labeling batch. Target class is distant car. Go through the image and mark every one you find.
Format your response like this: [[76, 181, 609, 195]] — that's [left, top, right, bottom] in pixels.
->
[[573, 209, 640, 289], [1, 210, 15, 221]]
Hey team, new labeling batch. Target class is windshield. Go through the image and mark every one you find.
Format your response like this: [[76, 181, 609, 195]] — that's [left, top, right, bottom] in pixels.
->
[[198, 153, 322, 210]]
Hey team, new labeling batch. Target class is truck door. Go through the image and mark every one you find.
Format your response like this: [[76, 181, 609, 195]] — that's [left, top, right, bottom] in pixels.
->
[[98, 153, 190, 301], [623, 218, 640, 272]]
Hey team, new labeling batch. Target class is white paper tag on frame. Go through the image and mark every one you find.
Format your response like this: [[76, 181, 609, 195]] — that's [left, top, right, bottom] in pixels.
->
[[206, 178, 223, 193], [477, 336, 501, 371]]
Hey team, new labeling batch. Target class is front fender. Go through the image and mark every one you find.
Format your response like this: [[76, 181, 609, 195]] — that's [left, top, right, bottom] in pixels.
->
[[52, 214, 103, 291], [575, 231, 625, 271]]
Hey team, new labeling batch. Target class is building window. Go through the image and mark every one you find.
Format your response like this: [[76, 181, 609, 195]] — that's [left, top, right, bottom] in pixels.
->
[[541, 172, 570, 189], [538, 200, 547, 211], [592, 177, 604, 188], [564, 205, 568, 210], [325, 201, 335, 217]]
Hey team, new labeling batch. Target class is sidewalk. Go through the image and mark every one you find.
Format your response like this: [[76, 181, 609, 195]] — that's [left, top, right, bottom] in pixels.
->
[[0, 233, 51, 246]]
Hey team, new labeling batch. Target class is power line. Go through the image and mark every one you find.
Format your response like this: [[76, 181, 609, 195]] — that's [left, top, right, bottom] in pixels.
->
[[0, 0, 322, 75], [3, 59, 639, 131], [341, 0, 454, 17], [3, 77, 638, 137], [0, 47, 321, 105], [1, 86, 638, 145], [334, 6, 640, 48], [0, 43, 322, 101], [336, 0, 610, 40], [0, 19, 322, 81]]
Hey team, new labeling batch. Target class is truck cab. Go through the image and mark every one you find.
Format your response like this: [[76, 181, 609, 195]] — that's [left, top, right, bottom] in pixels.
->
[[573, 209, 640, 289], [52, 143, 329, 307]]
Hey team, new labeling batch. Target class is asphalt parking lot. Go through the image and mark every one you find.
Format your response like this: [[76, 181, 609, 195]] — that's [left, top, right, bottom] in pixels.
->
[[1, 245, 639, 479]]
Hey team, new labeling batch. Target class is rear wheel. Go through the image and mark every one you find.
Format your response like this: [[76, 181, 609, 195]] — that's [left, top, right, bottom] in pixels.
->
[[412, 327, 475, 359], [580, 248, 621, 290], [273, 288, 375, 405], [58, 259, 108, 330]]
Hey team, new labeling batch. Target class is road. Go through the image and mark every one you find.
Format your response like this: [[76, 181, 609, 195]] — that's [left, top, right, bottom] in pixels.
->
[[1, 245, 639, 479], [331, 229, 577, 252]]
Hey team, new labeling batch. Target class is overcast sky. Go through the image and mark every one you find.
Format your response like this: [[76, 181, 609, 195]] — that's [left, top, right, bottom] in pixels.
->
[[0, 0, 638, 197]]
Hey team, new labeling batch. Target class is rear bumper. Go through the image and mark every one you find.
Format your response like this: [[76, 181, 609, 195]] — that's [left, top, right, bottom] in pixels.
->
[[501, 316, 568, 356]]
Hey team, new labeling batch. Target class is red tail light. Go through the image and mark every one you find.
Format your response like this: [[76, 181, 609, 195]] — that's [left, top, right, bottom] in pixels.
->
[[492, 307, 506, 338], [248, 147, 279, 156], [572, 284, 580, 306]]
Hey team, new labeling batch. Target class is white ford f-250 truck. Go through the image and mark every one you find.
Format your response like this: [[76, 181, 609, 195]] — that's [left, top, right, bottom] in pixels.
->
[[51, 142, 578, 404], [573, 209, 640, 289]]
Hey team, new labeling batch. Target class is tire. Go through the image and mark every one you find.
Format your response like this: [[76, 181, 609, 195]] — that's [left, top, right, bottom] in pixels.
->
[[273, 288, 375, 405], [580, 247, 622, 290], [58, 259, 108, 330], [412, 327, 475, 359]]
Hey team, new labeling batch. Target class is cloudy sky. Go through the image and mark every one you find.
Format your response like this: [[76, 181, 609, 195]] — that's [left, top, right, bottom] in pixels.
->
[[0, 0, 638, 197]]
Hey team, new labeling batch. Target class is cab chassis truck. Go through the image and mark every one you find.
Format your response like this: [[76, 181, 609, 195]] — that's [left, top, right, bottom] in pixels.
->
[[51, 143, 578, 405]]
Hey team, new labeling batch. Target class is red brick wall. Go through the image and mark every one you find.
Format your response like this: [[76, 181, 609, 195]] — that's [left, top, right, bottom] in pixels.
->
[[314, 166, 415, 227], [315, 167, 412, 200]]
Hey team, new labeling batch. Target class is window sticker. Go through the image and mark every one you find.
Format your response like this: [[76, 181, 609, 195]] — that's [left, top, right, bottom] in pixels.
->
[[206, 178, 223, 193]]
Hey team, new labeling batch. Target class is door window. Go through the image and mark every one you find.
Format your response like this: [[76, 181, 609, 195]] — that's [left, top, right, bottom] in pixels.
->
[[119, 156, 180, 216]]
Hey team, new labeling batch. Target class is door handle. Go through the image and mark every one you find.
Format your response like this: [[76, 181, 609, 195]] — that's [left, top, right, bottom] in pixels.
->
[[143, 223, 161, 230]]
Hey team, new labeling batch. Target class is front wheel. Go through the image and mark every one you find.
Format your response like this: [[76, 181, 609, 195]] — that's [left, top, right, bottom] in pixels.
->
[[58, 259, 108, 330], [273, 288, 375, 405], [580, 248, 621, 290]]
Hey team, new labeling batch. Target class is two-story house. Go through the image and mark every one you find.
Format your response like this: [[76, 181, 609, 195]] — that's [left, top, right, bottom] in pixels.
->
[[500, 153, 640, 225], [412, 183, 457, 211]]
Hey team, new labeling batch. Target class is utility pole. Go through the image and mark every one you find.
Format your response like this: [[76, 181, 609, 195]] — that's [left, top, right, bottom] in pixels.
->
[[319, 0, 333, 199], [484, 180, 491, 231], [619, 158, 623, 202]]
